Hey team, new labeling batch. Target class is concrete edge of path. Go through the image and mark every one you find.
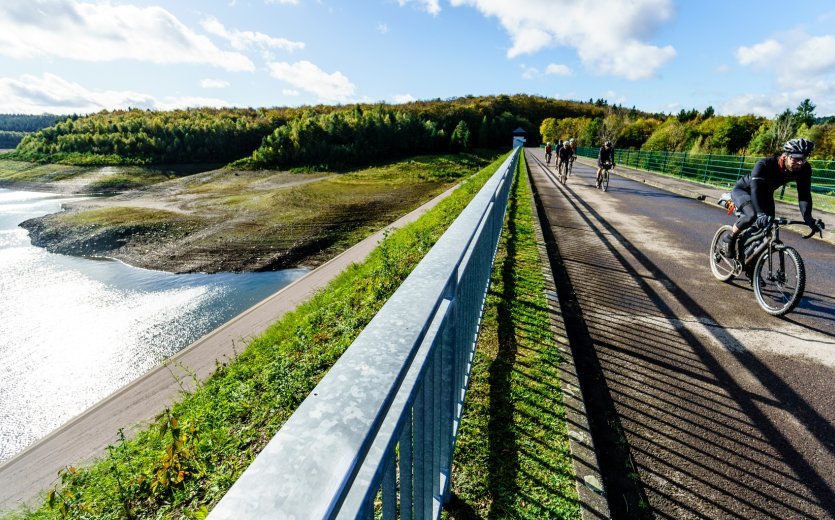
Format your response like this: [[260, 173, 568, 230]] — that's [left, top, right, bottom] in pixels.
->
[[0, 182, 461, 511], [524, 153, 611, 519], [572, 156, 835, 248]]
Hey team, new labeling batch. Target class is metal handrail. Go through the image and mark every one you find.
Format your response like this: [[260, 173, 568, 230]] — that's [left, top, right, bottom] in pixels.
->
[[209, 147, 521, 519]]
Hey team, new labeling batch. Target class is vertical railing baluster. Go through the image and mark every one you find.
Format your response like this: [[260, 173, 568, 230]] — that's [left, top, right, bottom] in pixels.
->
[[422, 373, 433, 516], [432, 345, 442, 503], [382, 447, 396, 520], [414, 380, 426, 519], [440, 306, 455, 502], [399, 411, 413, 520]]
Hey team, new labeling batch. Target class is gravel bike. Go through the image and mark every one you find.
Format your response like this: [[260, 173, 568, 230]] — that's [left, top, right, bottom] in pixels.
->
[[597, 162, 612, 191], [710, 195, 825, 315]]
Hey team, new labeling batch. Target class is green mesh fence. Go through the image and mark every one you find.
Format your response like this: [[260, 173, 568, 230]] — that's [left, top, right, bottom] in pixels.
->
[[576, 147, 835, 211]]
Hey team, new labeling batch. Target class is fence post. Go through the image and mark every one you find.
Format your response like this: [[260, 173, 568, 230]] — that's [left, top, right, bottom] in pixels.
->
[[662, 150, 669, 173], [702, 154, 712, 183], [736, 155, 746, 181], [679, 152, 688, 178]]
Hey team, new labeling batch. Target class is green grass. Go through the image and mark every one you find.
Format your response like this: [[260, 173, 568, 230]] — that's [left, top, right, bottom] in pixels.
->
[[3, 153, 512, 520], [22, 153, 496, 273], [444, 153, 581, 519]]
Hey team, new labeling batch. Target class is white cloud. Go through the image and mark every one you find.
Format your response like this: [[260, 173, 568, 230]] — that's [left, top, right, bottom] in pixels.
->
[[282, 89, 301, 96], [266, 0, 300, 4], [398, 0, 441, 16], [521, 66, 540, 80], [392, 94, 416, 103], [448, 0, 675, 80], [267, 61, 356, 102], [732, 30, 835, 116], [200, 79, 230, 89], [0, 1, 254, 71], [0, 73, 233, 114], [736, 39, 781, 66], [377, 23, 389, 34], [714, 64, 730, 74], [201, 18, 304, 54], [545, 63, 572, 76]]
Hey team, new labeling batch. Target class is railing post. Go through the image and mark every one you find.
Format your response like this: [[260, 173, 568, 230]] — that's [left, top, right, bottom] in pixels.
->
[[679, 151, 688, 177], [736, 155, 746, 182], [702, 154, 712, 183], [662, 150, 669, 173]]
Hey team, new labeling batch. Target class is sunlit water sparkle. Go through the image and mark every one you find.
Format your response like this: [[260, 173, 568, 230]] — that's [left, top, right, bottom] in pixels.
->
[[0, 189, 307, 462]]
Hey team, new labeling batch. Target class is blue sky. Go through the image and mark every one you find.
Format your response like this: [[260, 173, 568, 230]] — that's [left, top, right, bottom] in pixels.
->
[[2, 0, 835, 118]]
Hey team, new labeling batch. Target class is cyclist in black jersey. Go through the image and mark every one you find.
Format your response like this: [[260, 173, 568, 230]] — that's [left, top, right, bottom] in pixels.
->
[[596, 140, 615, 188], [719, 138, 821, 257]]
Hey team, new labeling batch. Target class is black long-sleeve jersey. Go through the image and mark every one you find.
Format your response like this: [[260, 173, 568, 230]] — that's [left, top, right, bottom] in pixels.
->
[[597, 146, 615, 166], [734, 155, 813, 222]]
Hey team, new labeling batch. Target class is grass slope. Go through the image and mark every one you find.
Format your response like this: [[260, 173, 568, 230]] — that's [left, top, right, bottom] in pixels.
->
[[444, 153, 581, 519]]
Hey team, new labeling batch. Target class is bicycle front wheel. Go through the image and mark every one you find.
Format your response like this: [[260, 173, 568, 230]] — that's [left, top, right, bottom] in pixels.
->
[[602, 170, 610, 192], [753, 245, 805, 316]]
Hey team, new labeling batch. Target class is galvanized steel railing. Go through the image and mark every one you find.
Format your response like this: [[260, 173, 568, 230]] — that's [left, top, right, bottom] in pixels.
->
[[576, 146, 835, 205], [209, 147, 521, 519]]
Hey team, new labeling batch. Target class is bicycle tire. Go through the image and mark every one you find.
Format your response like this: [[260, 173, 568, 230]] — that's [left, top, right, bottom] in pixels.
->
[[753, 245, 805, 316], [602, 169, 610, 192], [559, 162, 567, 185], [709, 225, 736, 282]]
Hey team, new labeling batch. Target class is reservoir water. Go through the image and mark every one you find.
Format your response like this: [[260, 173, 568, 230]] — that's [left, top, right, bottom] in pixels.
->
[[0, 189, 307, 462]]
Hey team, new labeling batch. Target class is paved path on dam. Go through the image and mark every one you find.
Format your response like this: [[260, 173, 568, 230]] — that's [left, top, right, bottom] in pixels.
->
[[527, 148, 835, 518]]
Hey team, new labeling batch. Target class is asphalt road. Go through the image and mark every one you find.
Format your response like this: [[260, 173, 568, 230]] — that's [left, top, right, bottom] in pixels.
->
[[526, 149, 835, 519]]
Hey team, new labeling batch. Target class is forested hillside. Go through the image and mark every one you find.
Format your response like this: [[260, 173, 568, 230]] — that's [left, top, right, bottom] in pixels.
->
[[6, 95, 834, 168], [4, 95, 608, 168]]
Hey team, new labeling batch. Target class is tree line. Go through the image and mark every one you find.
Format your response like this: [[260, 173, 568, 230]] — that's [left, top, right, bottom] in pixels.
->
[[7, 95, 834, 168], [541, 99, 835, 159], [0, 114, 64, 149], [4, 95, 606, 168]]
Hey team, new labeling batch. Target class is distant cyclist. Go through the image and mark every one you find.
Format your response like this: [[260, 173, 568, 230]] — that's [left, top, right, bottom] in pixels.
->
[[545, 141, 553, 164], [596, 140, 615, 188], [567, 138, 577, 173], [719, 138, 821, 257], [558, 139, 572, 170]]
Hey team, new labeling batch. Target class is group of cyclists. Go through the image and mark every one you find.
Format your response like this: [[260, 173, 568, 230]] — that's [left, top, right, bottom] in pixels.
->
[[544, 138, 577, 172], [544, 138, 616, 189]]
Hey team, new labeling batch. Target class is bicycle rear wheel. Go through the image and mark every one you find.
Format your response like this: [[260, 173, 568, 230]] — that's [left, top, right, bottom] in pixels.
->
[[559, 162, 567, 184], [602, 169, 610, 191], [709, 225, 736, 282], [753, 245, 805, 316]]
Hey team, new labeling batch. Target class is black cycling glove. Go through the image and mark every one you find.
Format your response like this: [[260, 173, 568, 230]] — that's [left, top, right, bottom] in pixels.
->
[[755, 213, 772, 229]]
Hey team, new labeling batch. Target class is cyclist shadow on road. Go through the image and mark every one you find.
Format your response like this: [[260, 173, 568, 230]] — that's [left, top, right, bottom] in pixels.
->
[[778, 291, 835, 338], [535, 173, 835, 518]]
